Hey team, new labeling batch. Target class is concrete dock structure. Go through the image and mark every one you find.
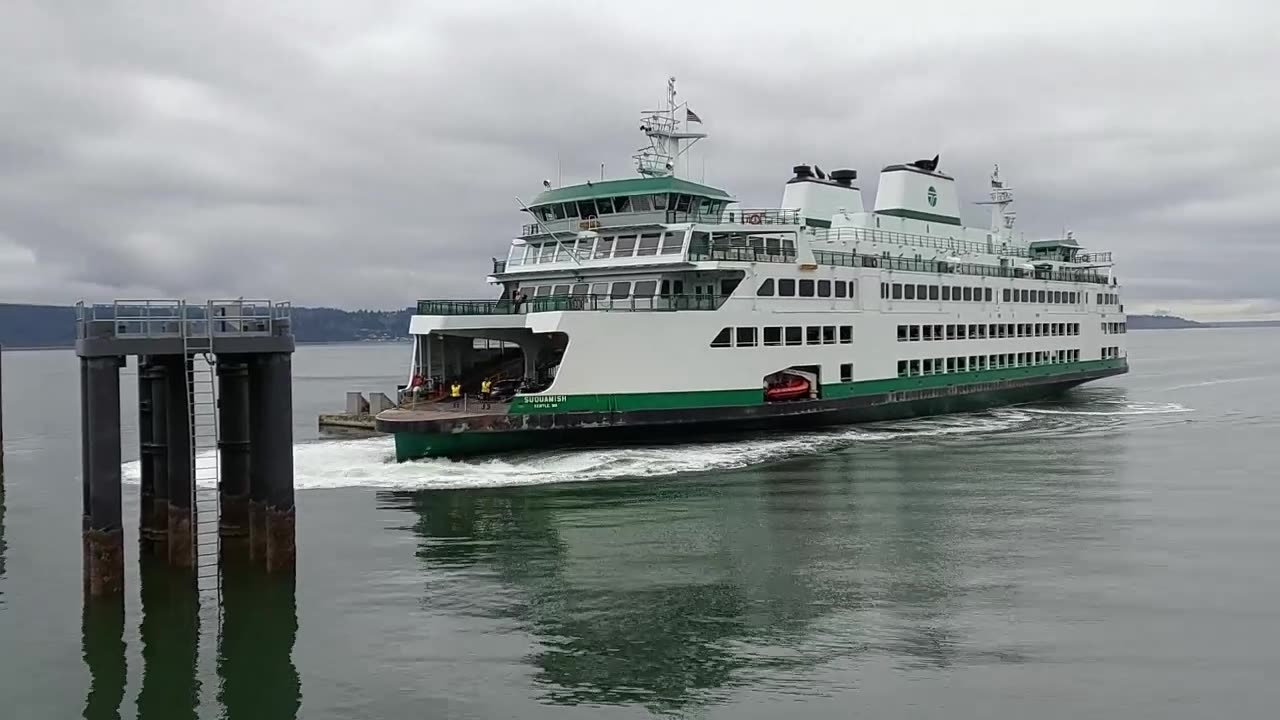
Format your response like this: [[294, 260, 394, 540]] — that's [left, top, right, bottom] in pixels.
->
[[76, 300, 296, 596]]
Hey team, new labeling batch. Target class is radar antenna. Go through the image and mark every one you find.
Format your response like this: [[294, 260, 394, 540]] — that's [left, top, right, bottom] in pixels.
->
[[975, 163, 1016, 236], [633, 77, 707, 178]]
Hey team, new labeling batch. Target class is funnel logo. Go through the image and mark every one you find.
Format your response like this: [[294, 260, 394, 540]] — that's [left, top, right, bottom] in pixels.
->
[[927, 186, 938, 207]]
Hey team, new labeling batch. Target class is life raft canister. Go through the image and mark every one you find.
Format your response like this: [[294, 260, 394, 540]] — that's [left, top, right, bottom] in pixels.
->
[[747, 213, 763, 225]]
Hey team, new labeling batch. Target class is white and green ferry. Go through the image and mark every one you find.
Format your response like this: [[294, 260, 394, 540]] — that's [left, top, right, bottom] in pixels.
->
[[376, 78, 1128, 461]]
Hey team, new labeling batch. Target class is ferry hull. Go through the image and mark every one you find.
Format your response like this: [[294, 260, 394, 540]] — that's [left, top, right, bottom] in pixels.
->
[[380, 360, 1127, 462]]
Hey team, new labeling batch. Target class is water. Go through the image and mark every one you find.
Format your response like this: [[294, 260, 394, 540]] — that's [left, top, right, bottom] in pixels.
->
[[2, 330, 1278, 718]]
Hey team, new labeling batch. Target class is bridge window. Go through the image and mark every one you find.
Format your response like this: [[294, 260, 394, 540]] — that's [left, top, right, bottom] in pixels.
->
[[577, 200, 596, 219], [631, 195, 652, 212], [594, 198, 615, 215], [633, 280, 657, 297], [614, 235, 637, 257], [613, 196, 631, 214], [779, 279, 796, 296], [637, 233, 661, 256], [610, 281, 631, 299], [571, 284, 589, 295], [661, 232, 684, 254], [552, 284, 570, 295], [651, 193, 668, 210], [757, 278, 775, 296], [673, 194, 693, 213], [711, 328, 732, 347], [593, 237, 613, 258], [590, 282, 608, 295]]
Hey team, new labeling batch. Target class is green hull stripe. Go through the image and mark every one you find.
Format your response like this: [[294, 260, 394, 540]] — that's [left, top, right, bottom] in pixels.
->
[[875, 208, 962, 226], [510, 358, 1126, 414]]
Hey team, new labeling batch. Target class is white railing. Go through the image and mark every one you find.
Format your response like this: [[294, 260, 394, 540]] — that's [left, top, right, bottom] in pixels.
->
[[75, 299, 292, 340]]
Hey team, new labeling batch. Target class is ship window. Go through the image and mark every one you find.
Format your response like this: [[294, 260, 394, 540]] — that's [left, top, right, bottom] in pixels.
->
[[614, 235, 637, 257], [839, 326, 852, 343], [559, 202, 577, 219], [897, 360, 909, 377], [923, 359, 934, 375], [840, 363, 854, 382], [633, 280, 657, 297], [984, 288, 992, 302], [923, 325, 933, 341], [799, 279, 815, 297], [577, 200, 597, 219], [610, 281, 631, 299], [1003, 288, 1011, 302], [904, 284, 916, 300], [735, 327, 758, 347], [779, 279, 796, 296], [1053, 291, 1061, 303], [909, 360, 920, 377], [898, 325, 908, 341], [946, 324, 956, 340], [892, 283, 903, 299], [570, 284, 589, 296], [1038, 290, 1047, 303], [835, 281, 847, 298], [593, 236, 614, 258], [881, 282, 889, 299], [590, 282, 608, 295], [818, 280, 832, 297], [957, 324, 966, 340], [963, 287, 973, 301], [764, 327, 782, 346], [631, 194, 652, 212], [613, 196, 632, 214], [942, 286, 951, 301], [785, 326, 803, 346], [673, 194, 691, 212], [660, 232, 684, 254], [929, 285, 939, 301], [637, 233, 661, 256], [721, 278, 741, 296], [916, 284, 927, 299], [822, 326, 836, 344], [806, 326, 821, 345], [534, 285, 552, 297], [595, 198, 615, 215], [651, 193, 668, 210], [757, 279, 775, 296], [909, 325, 920, 341], [710, 327, 732, 348], [537, 243, 555, 262], [552, 284, 570, 295], [782, 238, 796, 253]]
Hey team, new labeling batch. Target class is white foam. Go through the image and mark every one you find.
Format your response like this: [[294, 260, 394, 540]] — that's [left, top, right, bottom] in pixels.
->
[[121, 412, 1033, 491], [1018, 401, 1192, 417]]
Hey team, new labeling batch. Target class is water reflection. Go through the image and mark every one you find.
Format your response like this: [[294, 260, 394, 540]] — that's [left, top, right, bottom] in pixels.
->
[[379, 423, 1121, 711], [79, 559, 300, 719], [0, 482, 7, 602]]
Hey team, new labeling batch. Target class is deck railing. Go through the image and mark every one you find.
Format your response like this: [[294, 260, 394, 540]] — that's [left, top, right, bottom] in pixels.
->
[[75, 299, 291, 339], [416, 294, 724, 316], [812, 226, 1034, 259], [811, 250, 1110, 285], [688, 243, 797, 264], [521, 208, 801, 236]]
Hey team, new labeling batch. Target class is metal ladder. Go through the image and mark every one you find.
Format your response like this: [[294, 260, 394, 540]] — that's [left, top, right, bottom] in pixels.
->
[[184, 328, 221, 599]]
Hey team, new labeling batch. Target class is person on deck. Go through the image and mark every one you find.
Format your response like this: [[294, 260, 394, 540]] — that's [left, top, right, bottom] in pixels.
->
[[480, 378, 493, 409], [450, 380, 462, 409]]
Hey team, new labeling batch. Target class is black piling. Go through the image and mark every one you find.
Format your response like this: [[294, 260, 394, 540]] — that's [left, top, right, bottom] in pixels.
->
[[217, 358, 251, 552], [82, 355, 125, 597], [137, 357, 156, 551], [249, 353, 296, 571], [145, 361, 170, 555], [164, 355, 193, 569]]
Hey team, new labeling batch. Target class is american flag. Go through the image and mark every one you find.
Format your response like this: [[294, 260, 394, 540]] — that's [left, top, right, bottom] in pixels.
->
[[686, 108, 702, 124]]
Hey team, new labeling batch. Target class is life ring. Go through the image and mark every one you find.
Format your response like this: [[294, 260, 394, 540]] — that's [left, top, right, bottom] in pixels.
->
[[746, 213, 763, 225]]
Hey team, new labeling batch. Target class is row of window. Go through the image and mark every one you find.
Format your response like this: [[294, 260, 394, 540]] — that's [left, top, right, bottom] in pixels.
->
[[882, 282, 994, 303], [510, 231, 685, 265], [1097, 293, 1120, 305], [897, 322, 1082, 342], [529, 193, 726, 222], [756, 278, 859, 299], [896, 350, 1082, 377], [711, 325, 855, 348], [1102, 322, 1128, 334], [1102, 346, 1123, 359]]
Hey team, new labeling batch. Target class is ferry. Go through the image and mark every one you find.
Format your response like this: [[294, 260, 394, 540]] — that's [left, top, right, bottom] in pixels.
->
[[376, 78, 1129, 461]]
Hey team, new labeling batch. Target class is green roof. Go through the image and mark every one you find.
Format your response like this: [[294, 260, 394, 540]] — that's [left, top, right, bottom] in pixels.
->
[[1029, 238, 1080, 249], [531, 176, 734, 206]]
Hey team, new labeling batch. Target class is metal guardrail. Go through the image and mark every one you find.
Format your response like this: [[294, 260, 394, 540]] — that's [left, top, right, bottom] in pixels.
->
[[417, 294, 724, 316], [812, 226, 1033, 259], [688, 245, 797, 264], [75, 299, 292, 340], [811, 250, 1109, 285], [521, 208, 801, 236]]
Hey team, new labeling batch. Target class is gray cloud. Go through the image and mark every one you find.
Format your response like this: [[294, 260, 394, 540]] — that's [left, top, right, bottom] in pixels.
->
[[2, 0, 1278, 318]]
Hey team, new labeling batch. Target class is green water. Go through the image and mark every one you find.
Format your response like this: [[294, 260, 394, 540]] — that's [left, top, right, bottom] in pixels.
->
[[1, 330, 1278, 718]]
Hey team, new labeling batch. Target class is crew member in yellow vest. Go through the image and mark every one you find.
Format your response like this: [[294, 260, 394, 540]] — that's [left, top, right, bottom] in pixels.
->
[[480, 378, 493, 408], [450, 380, 462, 408]]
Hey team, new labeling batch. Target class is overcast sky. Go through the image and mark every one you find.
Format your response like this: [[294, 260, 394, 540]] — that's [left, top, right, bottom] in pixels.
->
[[2, 0, 1277, 319]]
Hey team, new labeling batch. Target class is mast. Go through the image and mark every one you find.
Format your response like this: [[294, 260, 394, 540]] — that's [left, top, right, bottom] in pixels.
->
[[633, 76, 707, 178], [976, 164, 1016, 238]]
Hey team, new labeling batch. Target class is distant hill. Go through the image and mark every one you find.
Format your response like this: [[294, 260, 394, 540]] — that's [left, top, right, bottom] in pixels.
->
[[1127, 314, 1202, 329], [0, 303, 412, 349]]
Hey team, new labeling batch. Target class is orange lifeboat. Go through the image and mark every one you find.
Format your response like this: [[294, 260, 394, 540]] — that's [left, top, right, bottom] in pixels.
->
[[765, 375, 810, 402]]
